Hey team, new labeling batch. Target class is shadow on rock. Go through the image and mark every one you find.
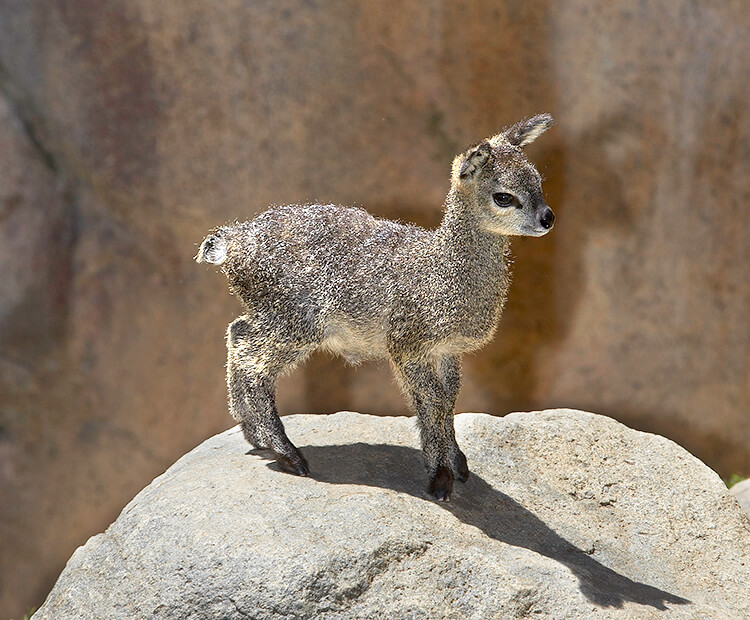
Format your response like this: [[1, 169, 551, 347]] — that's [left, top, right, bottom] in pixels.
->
[[255, 442, 690, 611]]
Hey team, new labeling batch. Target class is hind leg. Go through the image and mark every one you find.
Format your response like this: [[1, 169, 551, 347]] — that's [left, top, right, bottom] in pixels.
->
[[227, 316, 314, 475]]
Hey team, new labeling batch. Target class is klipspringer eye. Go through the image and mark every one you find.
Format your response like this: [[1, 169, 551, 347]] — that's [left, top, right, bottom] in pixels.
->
[[492, 192, 514, 207]]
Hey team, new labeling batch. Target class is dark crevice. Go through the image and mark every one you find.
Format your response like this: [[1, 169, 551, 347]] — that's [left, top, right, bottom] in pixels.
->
[[0, 61, 59, 173], [13, 104, 58, 173], [0, 59, 82, 359]]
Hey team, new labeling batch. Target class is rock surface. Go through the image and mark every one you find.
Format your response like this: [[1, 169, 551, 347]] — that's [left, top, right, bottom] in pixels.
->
[[35, 410, 750, 619], [730, 478, 750, 518]]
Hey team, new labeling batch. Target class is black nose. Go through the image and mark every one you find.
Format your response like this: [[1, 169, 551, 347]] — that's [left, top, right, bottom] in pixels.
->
[[540, 207, 555, 229]]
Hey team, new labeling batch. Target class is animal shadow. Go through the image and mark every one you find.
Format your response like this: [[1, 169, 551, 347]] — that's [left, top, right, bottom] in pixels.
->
[[260, 442, 691, 611]]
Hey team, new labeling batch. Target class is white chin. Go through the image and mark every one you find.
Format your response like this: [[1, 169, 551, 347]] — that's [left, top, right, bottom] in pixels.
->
[[526, 227, 552, 237], [481, 223, 553, 237]]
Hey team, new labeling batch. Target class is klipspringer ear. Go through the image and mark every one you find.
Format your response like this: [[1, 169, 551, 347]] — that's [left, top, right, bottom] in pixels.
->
[[458, 141, 492, 181], [495, 113, 554, 148]]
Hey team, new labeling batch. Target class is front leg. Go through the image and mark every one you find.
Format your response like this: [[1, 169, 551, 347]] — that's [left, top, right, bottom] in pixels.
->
[[391, 354, 462, 501], [437, 355, 469, 483]]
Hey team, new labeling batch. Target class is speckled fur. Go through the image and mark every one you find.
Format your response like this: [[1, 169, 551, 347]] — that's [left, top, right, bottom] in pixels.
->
[[197, 114, 555, 500]]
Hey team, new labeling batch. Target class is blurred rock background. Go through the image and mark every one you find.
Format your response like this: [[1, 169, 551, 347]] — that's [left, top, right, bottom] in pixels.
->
[[0, 1, 748, 616]]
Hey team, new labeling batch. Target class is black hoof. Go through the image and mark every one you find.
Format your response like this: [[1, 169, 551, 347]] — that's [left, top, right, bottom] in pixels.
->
[[429, 466, 454, 502], [274, 450, 310, 476], [454, 451, 470, 483]]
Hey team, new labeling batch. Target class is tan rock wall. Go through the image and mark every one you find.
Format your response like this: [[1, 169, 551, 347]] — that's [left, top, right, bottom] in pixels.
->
[[1, 1, 748, 616]]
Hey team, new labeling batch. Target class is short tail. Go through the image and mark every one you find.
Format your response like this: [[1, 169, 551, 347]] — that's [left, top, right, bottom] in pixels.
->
[[195, 230, 228, 265]]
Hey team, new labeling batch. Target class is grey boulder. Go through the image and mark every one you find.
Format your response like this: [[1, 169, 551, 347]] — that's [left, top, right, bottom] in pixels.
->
[[35, 410, 750, 619], [730, 478, 750, 518]]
